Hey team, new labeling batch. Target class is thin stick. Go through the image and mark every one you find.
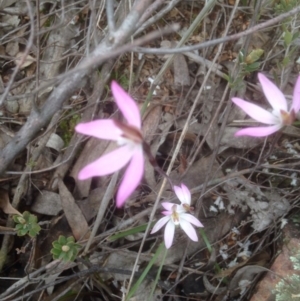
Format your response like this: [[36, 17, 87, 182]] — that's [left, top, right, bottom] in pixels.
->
[[0, 0, 35, 106], [125, 0, 219, 296], [135, 5, 300, 54]]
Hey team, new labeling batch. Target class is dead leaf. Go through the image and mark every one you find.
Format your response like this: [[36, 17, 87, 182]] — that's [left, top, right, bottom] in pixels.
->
[[142, 104, 162, 145], [170, 154, 223, 190], [5, 41, 19, 57], [217, 250, 270, 279], [102, 252, 140, 282], [45, 133, 64, 152], [0, 188, 22, 216], [15, 52, 35, 69], [142, 104, 162, 188], [228, 265, 267, 297], [76, 187, 106, 222], [1, 14, 20, 31], [206, 124, 263, 153], [225, 180, 290, 231], [31, 190, 62, 216], [71, 137, 110, 198], [129, 280, 161, 301], [0, 126, 14, 149], [58, 179, 90, 240], [173, 53, 190, 86], [282, 125, 300, 138], [0, 0, 18, 9], [44, 261, 77, 295], [143, 113, 174, 191], [160, 40, 190, 86]]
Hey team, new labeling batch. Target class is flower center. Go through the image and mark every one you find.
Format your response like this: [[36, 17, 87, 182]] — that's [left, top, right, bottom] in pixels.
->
[[171, 205, 180, 225], [113, 120, 143, 144], [280, 109, 296, 126], [62, 245, 70, 252], [182, 203, 192, 212]]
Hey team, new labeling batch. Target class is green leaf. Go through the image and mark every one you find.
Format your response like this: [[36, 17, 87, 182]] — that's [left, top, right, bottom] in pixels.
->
[[244, 62, 260, 73], [293, 32, 300, 40], [108, 222, 155, 241], [18, 229, 28, 236], [67, 236, 75, 243], [51, 235, 80, 262], [15, 224, 23, 230], [282, 56, 290, 67], [238, 49, 245, 63], [52, 242, 61, 249], [51, 248, 61, 256], [245, 49, 264, 64], [126, 243, 165, 300], [13, 211, 41, 237], [223, 74, 230, 82], [58, 235, 67, 245], [284, 30, 293, 47]]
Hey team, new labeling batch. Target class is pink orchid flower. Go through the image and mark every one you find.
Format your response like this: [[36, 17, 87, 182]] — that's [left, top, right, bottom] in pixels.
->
[[151, 202, 203, 249], [151, 184, 203, 249], [173, 183, 192, 212], [75, 81, 144, 207], [232, 73, 300, 137]]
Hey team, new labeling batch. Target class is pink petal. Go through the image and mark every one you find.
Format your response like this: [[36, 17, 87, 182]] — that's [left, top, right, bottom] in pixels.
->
[[173, 185, 186, 204], [179, 219, 198, 242], [258, 73, 287, 112], [180, 183, 191, 205], [164, 220, 175, 248], [181, 213, 203, 227], [177, 204, 189, 213], [75, 120, 122, 140], [235, 124, 281, 137], [291, 76, 300, 113], [111, 81, 141, 129], [116, 146, 144, 207], [151, 216, 170, 234], [162, 202, 176, 211], [232, 98, 278, 125], [78, 145, 133, 180]]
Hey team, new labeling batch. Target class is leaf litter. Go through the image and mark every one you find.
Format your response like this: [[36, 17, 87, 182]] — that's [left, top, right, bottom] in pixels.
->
[[0, 1, 300, 301]]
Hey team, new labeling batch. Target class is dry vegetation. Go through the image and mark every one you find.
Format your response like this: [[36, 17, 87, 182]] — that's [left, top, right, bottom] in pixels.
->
[[0, 0, 300, 300]]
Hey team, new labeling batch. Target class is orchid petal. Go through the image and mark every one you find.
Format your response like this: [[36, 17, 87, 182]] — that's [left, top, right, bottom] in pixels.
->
[[173, 185, 186, 204], [181, 213, 203, 227], [162, 202, 176, 211], [235, 124, 281, 137], [111, 81, 141, 129], [179, 219, 198, 242], [116, 146, 144, 207], [180, 184, 191, 205], [232, 98, 279, 125], [162, 202, 186, 214], [151, 216, 170, 234], [75, 120, 122, 141], [291, 76, 300, 113], [78, 145, 133, 180], [164, 220, 175, 248], [176, 204, 189, 213], [258, 73, 287, 112]]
